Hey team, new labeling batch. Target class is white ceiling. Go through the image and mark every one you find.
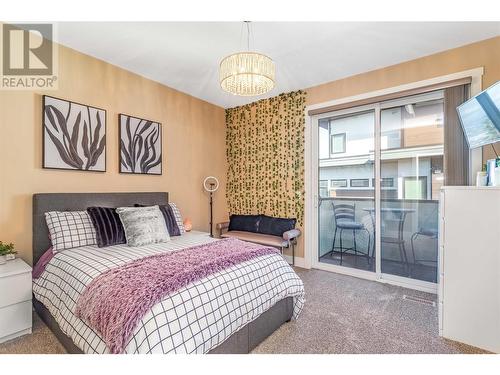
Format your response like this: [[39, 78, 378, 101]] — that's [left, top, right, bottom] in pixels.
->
[[53, 22, 500, 108]]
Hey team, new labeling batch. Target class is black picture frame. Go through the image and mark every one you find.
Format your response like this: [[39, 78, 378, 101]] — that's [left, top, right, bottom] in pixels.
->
[[119, 113, 162, 175], [42, 95, 107, 172]]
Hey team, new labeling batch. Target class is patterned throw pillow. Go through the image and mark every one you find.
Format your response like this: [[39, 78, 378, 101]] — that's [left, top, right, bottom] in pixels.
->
[[116, 206, 170, 247], [134, 204, 181, 236], [168, 203, 185, 234], [87, 207, 127, 247], [44, 211, 97, 252]]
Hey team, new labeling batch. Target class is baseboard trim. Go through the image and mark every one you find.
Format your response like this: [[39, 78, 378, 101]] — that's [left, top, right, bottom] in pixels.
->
[[284, 255, 307, 269]]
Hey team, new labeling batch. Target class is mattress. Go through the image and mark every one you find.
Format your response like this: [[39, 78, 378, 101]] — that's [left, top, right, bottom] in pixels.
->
[[33, 231, 305, 353]]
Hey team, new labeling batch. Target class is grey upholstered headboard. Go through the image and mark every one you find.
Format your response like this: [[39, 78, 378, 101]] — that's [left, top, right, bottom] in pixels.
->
[[32, 192, 168, 264]]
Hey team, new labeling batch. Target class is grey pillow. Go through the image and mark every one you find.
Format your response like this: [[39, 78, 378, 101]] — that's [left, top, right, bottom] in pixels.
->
[[116, 206, 170, 247]]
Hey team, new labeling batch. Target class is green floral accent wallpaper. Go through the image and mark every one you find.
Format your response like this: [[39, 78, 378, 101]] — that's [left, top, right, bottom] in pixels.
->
[[225, 90, 306, 225]]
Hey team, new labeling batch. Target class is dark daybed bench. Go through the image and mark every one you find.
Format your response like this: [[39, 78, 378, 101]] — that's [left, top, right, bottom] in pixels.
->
[[217, 214, 301, 265]]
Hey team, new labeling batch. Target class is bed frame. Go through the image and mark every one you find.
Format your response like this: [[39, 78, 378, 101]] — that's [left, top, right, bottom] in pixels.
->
[[32, 192, 293, 354]]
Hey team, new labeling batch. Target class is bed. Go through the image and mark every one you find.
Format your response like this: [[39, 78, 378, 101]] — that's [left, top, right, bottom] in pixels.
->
[[32, 192, 304, 354]]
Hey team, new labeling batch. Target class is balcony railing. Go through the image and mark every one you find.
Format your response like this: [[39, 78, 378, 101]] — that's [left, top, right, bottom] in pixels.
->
[[319, 196, 438, 282]]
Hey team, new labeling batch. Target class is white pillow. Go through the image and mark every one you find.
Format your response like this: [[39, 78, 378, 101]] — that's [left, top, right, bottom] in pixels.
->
[[116, 206, 170, 247], [45, 211, 97, 252], [168, 203, 185, 234]]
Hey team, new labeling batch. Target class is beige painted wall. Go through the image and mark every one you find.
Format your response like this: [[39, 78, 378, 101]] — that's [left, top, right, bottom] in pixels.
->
[[0, 45, 228, 264]]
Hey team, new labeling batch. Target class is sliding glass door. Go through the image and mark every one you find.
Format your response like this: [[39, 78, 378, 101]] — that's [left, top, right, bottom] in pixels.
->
[[380, 92, 443, 283], [317, 107, 375, 273], [314, 91, 444, 288]]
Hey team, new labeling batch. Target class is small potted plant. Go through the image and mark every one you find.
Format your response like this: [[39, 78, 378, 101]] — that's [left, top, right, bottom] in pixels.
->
[[0, 241, 16, 265]]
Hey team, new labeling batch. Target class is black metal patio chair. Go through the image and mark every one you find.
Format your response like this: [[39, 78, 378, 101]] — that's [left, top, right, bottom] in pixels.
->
[[331, 201, 371, 265], [410, 227, 438, 265]]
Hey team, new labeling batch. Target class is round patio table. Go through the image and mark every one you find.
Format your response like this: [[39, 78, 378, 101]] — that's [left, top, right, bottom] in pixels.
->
[[362, 207, 416, 275]]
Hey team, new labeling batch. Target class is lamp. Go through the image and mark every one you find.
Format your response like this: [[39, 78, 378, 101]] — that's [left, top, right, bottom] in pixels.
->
[[203, 176, 219, 237], [219, 21, 275, 97]]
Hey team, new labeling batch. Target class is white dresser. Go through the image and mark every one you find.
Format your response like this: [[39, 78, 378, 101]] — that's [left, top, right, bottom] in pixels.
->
[[439, 186, 500, 353], [0, 258, 32, 344]]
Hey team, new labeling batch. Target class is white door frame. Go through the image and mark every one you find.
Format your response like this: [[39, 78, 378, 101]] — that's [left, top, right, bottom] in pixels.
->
[[304, 68, 484, 294]]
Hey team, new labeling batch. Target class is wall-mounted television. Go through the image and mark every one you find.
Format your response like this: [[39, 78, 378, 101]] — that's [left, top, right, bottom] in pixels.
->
[[457, 81, 500, 149]]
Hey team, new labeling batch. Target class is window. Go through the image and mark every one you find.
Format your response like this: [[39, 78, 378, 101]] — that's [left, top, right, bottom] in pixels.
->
[[372, 178, 394, 187], [330, 133, 346, 154], [318, 119, 330, 159], [403, 176, 428, 200], [350, 178, 369, 188], [330, 179, 347, 188], [319, 180, 328, 197], [381, 178, 394, 187]]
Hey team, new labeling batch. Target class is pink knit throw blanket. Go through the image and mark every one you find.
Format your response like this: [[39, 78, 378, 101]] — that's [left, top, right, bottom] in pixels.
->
[[75, 238, 279, 354]]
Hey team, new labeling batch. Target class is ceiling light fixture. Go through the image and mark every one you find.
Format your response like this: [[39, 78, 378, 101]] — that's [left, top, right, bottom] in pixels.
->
[[219, 21, 275, 97]]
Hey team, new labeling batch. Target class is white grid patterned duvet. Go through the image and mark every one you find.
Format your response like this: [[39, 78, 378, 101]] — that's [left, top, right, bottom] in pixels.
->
[[33, 231, 305, 354]]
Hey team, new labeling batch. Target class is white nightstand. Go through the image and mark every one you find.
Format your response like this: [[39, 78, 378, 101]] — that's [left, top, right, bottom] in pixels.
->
[[0, 258, 32, 344]]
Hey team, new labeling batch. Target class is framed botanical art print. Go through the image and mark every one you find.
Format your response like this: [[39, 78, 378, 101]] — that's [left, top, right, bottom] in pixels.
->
[[119, 114, 162, 175], [43, 95, 106, 171]]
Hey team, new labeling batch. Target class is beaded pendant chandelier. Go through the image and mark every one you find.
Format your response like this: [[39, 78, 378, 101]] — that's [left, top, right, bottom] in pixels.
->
[[219, 22, 275, 97]]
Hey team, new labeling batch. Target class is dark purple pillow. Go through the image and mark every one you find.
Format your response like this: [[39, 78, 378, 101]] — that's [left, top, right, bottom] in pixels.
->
[[257, 215, 296, 237], [87, 207, 126, 247], [134, 204, 181, 236]]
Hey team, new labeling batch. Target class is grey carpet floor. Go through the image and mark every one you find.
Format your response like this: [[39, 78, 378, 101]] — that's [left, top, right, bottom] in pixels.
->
[[0, 268, 486, 354]]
